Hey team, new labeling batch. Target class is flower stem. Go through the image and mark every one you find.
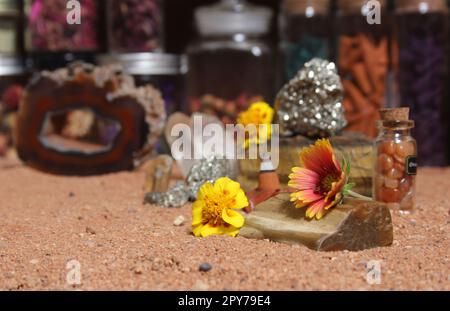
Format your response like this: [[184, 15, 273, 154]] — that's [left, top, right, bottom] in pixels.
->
[[347, 190, 373, 201]]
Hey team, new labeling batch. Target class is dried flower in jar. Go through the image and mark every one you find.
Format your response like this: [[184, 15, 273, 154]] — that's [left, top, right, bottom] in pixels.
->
[[108, 0, 162, 52]]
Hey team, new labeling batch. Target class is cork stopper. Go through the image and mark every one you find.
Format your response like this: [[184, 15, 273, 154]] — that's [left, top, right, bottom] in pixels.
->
[[338, 0, 386, 14], [380, 108, 410, 121], [283, 0, 330, 15], [396, 0, 448, 13]]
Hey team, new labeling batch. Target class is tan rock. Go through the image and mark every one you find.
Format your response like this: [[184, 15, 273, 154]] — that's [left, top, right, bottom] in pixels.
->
[[141, 155, 173, 193], [240, 193, 393, 252]]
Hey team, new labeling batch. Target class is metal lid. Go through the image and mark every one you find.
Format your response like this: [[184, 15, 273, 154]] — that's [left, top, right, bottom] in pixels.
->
[[0, 55, 25, 76], [195, 0, 273, 37], [97, 53, 186, 76]]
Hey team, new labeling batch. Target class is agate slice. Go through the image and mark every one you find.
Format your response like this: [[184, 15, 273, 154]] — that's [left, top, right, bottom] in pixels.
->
[[15, 62, 166, 175]]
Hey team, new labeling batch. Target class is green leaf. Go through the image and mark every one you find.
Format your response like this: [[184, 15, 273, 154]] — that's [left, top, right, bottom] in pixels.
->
[[342, 182, 355, 196]]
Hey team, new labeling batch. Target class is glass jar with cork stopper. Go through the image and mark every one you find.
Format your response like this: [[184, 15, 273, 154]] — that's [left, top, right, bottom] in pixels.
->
[[373, 108, 417, 211], [279, 0, 332, 83], [336, 0, 391, 138]]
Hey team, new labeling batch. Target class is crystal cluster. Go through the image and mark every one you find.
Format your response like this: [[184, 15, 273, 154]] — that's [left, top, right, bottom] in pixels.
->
[[275, 58, 347, 138], [144, 156, 233, 208]]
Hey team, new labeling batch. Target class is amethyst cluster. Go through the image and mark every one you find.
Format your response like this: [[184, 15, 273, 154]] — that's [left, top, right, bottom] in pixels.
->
[[396, 13, 448, 166], [28, 0, 99, 51], [109, 0, 162, 52]]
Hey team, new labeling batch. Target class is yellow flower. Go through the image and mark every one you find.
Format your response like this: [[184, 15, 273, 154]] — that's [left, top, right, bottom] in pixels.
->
[[237, 101, 274, 148], [192, 177, 248, 237]]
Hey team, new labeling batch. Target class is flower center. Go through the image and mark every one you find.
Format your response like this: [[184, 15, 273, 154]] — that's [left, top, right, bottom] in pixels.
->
[[318, 174, 338, 194], [202, 194, 232, 226]]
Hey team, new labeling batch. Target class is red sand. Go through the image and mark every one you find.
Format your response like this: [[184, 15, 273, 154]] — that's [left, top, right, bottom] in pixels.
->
[[0, 158, 448, 290]]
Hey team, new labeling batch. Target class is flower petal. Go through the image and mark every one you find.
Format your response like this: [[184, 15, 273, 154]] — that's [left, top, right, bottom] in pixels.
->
[[222, 208, 245, 228], [221, 226, 240, 237], [288, 167, 319, 190], [305, 199, 327, 219], [233, 189, 249, 209], [291, 189, 323, 203], [192, 224, 203, 237], [213, 177, 240, 197], [197, 182, 214, 200], [192, 202, 203, 226], [200, 224, 224, 237], [300, 139, 341, 177]]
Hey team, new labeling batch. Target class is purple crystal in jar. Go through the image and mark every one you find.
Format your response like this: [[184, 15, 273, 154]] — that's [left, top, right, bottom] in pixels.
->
[[395, 12, 448, 166]]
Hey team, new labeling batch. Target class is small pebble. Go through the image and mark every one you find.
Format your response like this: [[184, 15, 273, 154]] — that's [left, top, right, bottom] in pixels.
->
[[199, 263, 212, 272], [86, 227, 96, 235], [30, 259, 39, 265], [173, 215, 185, 226], [68, 192, 75, 197]]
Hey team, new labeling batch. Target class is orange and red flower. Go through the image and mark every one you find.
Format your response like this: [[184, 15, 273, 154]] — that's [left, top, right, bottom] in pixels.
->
[[288, 139, 349, 220]]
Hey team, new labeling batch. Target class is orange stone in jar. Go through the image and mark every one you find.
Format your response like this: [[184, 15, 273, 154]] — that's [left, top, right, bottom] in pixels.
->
[[380, 187, 401, 203], [386, 167, 403, 179], [384, 177, 399, 189], [375, 175, 385, 188], [394, 162, 405, 173], [399, 177, 412, 195], [379, 140, 395, 155], [377, 153, 394, 172], [395, 141, 415, 158]]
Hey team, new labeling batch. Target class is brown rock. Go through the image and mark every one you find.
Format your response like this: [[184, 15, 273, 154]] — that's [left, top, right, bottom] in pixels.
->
[[239, 193, 393, 252], [141, 155, 173, 193]]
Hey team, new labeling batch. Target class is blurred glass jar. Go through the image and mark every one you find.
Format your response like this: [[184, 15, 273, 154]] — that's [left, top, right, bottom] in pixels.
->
[[98, 53, 186, 115], [373, 109, 417, 211], [336, 0, 390, 138], [393, 0, 448, 166], [108, 0, 163, 53], [0, 0, 22, 54], [0, 56, 27, 155], [25, 0, 101, 52], [186, 0, 274, 124], [279, 0, 331, 83]]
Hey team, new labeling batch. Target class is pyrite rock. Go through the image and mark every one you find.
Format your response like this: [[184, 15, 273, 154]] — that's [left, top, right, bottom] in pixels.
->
[[239, 193, 393, 251], [275, 58, 347, 138]]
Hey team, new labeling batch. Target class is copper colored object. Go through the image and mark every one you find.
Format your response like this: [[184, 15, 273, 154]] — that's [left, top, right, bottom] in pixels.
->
[[339, 34, 388, 138], [15, 62, 166, 175], [245, 159, 281, 213]]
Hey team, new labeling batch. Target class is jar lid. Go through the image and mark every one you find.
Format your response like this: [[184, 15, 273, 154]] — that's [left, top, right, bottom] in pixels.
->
[[0, 0, 20, 16], [97, 53, 187, 76], [282, 0, 330, 16], [380, 108, 410, 121], [0, 55, 25, 76], [396, 0, 448, 13], [195, 0, 273, 37], [338, 0, 386, 14]]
